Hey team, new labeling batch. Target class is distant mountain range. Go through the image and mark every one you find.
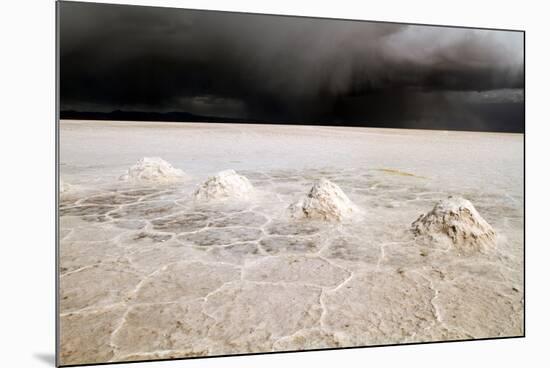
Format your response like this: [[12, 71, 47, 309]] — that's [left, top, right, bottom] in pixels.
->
[[59, 110, 254, 124], [60, 104, 524, 133]]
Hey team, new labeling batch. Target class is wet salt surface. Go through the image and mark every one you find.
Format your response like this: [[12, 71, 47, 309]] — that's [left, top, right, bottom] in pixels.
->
[[59, 121, 524, 365]]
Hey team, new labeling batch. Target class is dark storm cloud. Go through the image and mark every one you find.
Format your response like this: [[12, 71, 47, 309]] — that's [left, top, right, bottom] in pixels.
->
[[59, 1, 524, 132]]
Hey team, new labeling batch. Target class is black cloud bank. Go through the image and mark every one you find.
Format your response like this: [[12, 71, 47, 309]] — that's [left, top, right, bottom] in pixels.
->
[[59, 2, 524, 132]]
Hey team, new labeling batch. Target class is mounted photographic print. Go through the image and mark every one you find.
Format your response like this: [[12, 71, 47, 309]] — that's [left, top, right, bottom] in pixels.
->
[[56, 1, 525, 366]]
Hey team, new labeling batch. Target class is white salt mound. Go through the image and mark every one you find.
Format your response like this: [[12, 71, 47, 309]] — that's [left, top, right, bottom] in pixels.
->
[[412, 196, 496, 252], [193, 169, 254, 201], [289, 179, 360, 221], [119, 157, 186, 182]]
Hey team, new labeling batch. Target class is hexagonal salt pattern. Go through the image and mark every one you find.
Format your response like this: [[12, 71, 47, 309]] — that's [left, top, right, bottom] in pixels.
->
[[59, 122, 523, 365]]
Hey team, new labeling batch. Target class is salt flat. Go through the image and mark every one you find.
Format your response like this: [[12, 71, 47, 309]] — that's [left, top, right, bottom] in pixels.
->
[[59, 120, 524, 365]]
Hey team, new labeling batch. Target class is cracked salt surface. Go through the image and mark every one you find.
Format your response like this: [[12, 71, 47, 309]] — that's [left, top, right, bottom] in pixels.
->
[[59, 121, 524, 365]]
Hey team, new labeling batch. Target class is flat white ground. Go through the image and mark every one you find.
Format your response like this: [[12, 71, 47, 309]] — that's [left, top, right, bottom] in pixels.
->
[[59, 120, 524, 365]]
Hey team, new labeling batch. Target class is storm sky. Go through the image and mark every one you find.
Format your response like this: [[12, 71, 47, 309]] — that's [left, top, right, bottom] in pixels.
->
[[58, 1, 524, 132]]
